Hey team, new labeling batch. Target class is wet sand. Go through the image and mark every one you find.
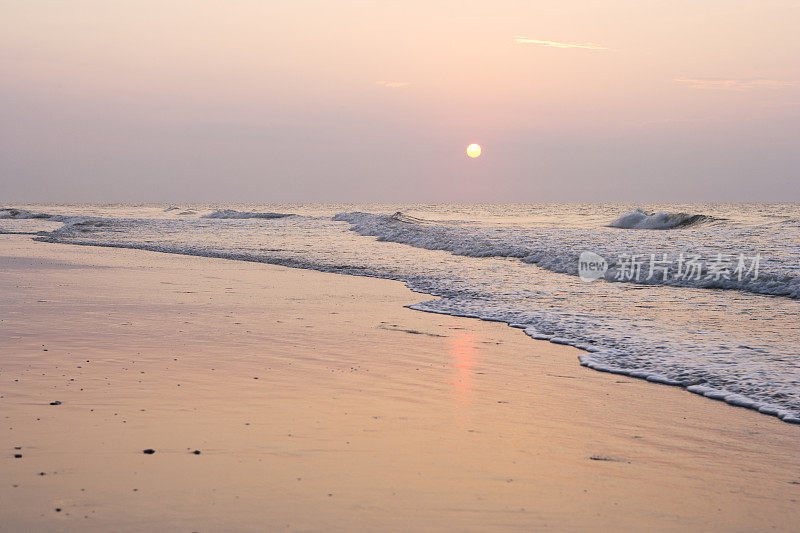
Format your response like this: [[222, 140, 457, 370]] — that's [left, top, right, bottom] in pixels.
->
[[1, 234, 799, 531]]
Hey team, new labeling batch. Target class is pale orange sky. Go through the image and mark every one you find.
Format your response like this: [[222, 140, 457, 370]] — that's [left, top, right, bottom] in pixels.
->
[[1, 0, 798, 201]]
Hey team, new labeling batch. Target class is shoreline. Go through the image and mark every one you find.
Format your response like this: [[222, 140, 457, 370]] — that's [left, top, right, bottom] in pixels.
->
[[32, 230, 800, 426], [2, 234, 799, 531]]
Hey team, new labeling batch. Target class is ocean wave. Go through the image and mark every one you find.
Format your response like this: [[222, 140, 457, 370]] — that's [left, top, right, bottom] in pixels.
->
[[201, 209, 294, 219], [608, 208, 719, 229], [388, 211, 434, 224], [333, 211, 800, 299]]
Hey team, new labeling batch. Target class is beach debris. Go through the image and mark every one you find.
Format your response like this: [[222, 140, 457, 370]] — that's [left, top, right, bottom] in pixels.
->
[[49, 401, 61, 405], [14, 454, 22, 458], [191, 450, 201, 455], [142, 449, 155, 454]]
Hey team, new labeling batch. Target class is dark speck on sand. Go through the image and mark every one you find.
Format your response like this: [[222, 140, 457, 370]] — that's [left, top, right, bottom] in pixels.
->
[[49, 401, 61, 405], [142, 449, 155, 454], [589, 455, 630, 463]]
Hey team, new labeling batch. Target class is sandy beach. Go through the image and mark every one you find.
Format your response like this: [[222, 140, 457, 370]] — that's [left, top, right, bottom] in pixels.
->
[[1, 234, 798, 531], [5, 0, 800, 529]]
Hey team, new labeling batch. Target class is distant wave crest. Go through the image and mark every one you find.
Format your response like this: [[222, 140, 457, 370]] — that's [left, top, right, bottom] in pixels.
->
[[201, 209, 293, 220], [0, 208, 76, 223], [609, 208, 719, 230], [0, 208, 53, 220]]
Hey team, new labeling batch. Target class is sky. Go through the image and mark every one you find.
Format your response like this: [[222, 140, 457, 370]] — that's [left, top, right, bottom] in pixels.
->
[[1, 0, 799, 202]]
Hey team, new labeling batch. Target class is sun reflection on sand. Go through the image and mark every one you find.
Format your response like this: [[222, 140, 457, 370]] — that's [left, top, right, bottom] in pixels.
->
[[449, 333, 479, 406]]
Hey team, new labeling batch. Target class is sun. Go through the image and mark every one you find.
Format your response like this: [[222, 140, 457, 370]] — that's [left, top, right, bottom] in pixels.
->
[[466, 143, 482, 158]]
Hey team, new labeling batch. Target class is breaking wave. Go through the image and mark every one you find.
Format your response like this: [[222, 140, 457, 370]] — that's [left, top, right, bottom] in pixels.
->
[[609, 208, 719, 230]]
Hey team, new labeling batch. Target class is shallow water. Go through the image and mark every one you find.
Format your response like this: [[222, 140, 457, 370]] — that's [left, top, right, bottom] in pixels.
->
[[3, 203, 799, 423]]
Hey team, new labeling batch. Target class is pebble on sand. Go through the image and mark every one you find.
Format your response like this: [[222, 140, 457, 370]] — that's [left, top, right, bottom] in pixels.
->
[[49, 401, 62, 406], [142, 449, 156, 454]]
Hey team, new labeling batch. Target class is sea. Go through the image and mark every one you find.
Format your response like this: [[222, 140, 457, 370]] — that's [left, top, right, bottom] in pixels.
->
[[2, 203, 799, 423]]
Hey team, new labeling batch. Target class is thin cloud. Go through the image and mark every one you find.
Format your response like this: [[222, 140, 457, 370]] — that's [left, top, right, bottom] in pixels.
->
[[674, 78, 796, 91], [376, 81, 410, 88], [760, 100, 800, 108], [513, 37, 608, 50]]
